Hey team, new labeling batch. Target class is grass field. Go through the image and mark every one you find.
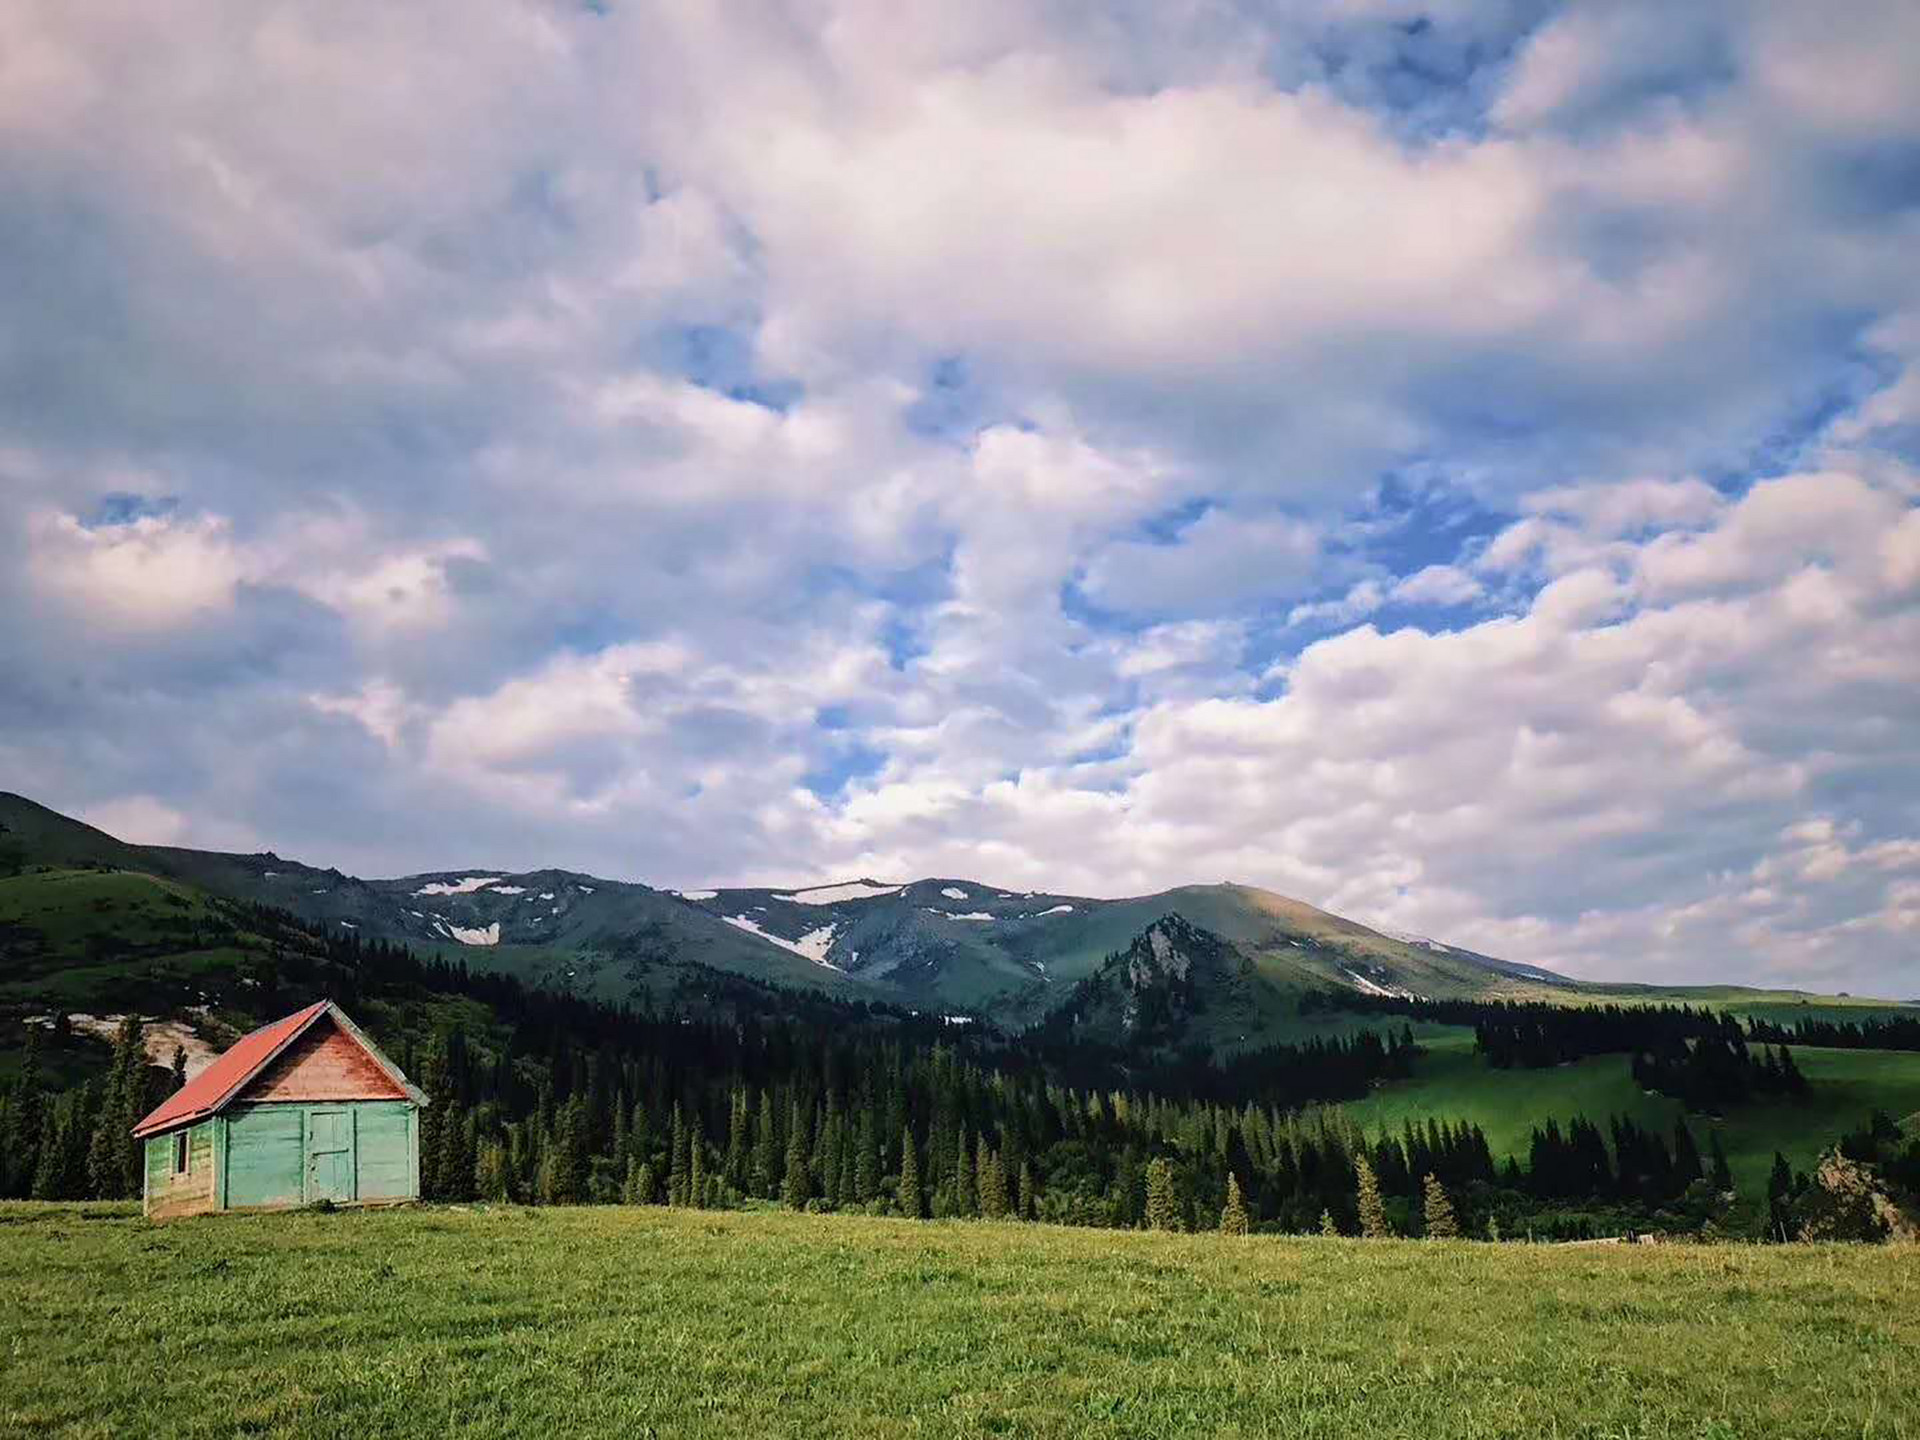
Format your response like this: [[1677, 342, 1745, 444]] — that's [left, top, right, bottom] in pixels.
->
[[2, 1202, 1916, 1439], [1337, 1031, 1920, 1211]]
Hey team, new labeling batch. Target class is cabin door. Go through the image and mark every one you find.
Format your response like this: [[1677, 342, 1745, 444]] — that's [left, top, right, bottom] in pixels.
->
[[306, 1109, 354, 1203]]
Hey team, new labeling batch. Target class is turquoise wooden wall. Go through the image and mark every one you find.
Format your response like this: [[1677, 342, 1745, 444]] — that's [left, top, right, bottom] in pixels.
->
[[144, 1101, 417, 1215]]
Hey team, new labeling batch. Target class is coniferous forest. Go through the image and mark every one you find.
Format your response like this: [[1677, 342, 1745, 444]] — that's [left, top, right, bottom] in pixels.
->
[[6, 905, 1915, 1241]]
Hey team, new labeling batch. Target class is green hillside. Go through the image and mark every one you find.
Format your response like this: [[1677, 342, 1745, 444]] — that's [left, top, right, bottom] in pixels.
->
[[1338, 1030, 1920, 1219]]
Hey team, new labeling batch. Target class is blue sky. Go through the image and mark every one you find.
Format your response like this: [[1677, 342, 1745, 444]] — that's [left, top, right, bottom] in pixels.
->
[[2, 0, 1918, 993]]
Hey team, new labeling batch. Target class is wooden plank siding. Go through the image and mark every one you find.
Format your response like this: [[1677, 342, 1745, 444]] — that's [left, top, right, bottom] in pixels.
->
[[245, 1020, 410, 1104], [143, 1119, 219, 1219]]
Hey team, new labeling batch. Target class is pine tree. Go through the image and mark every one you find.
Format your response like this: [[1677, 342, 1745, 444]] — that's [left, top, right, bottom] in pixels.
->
[[953, 1128, 977, 1217], [476, 1139, 510, 1201], [1219, 1172, 1250, 1236], [1355, 1155, 1389, 1239], [85, 1015, 148, 1199], [623, 1157, 655, 1206], [689, 1132, 706, 1210], [1709, 1132, 1734, 1192], [855, 1106, 881, 1204], [1422, 1172, 1458, 1238], [978, 1140, 1009, 1219], [668, 1102, 690, 1206], [169, 1046, 187, 1094], [898, 1127, 924, 1218], [752, 1093, 780, 1199], [1144, 1157, 1182, 1231], [30, 1100, 67, 1200], [1766, 1151, 1795, 1242], [1019, 1160, 1037, 1221], [782, 1100, 812, 1210], [550, 1094, 588, 1205], [820, 1109, 845, 1208], [1672, 1120, 1703, 1187], [1319, 1208, 1338, 1237], [5, 1025, 44, 1198], [727, 1087, 751, 1190]]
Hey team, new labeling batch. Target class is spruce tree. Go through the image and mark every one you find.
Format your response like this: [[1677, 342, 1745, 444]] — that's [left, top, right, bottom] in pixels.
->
[[898, 1127, 924, 1218], [1672, 1120, 1703, 1187], [1709, 1132, 1734, 1192], [1766, 1151, 1794, 1241], [1144, 1156, 1182, 1231], [1219, 1172, 1250, 1235], [855, 1106, 881, 1204], [1019, 1160, 1037, 1221], [689, 1133, 706, 1210], [5, 1026, 44, 1198], [87, 1014, 146, 1199], [551, 1094, 588, 1204], [1355, 1155, 1389, 1239], [1422, 1172, 1458, 1238], [820, 1109, 845, 1208], [782, 1100, 812, 1209], [752, 1094, 780, 1199], [727, 1087, 751, 1190], [668, 1102, 690, 1206], [978, 1140, 1009, 1219], [953, 1128, 977, 1217]]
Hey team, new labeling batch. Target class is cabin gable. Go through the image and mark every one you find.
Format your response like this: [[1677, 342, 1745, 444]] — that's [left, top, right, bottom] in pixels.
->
[[238, 1016, 411, 1105]]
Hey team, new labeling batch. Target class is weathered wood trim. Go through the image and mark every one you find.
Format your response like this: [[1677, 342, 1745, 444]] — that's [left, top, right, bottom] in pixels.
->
[[214, 1114, 228, 1210]]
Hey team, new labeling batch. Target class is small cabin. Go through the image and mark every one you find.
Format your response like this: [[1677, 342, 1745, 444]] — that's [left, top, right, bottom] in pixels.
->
[[132, 1001, 428, 1219]]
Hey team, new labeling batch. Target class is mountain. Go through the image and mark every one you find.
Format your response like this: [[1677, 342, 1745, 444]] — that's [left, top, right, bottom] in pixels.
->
[[675, 875, 1582, 1026], [1043, 912, 1269, 1051], [2, 789, 1583, 1037]]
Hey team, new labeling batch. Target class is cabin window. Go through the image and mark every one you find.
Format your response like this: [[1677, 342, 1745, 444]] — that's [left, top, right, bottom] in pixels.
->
[[172, 1131, 190, 1175]]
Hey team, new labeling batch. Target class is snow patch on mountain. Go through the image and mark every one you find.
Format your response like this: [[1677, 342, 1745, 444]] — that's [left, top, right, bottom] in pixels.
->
[[444, 921, 501, 946], [723, 914, 843, 969], [414, 876, 503, 897], [680, 889, 718, 901], [1341, 966, 1414, 999], [773, 881, 902, 905], [940, 886, 969, 900]]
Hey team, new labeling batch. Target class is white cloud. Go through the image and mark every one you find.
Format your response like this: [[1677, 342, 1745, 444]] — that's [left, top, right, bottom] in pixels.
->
[[1389, 565, 1483, 608], [29, 510, 244, 629], [5, 0, 1920, 998]]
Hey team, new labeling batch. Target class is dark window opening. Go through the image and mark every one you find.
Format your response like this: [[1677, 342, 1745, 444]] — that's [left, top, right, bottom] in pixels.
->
[[173, 1131, 189, 1175]]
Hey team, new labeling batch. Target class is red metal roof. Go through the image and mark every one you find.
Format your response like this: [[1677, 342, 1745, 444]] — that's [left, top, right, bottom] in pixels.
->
[[132, 1001, 331, 1138]]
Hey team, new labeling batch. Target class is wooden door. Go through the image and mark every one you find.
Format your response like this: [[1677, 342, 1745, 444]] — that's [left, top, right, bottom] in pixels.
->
[[306, 1108, 354, 1203]]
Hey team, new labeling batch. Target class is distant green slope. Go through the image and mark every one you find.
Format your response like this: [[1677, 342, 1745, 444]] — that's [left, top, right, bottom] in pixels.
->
[[1337, 1030, 1920, 1219]]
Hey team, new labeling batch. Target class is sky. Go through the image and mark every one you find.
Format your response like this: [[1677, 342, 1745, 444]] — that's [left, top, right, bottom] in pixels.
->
[[3, 1, 1918, 995]]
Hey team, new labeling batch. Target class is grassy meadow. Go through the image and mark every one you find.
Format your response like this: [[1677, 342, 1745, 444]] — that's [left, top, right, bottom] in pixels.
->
[[2, 1202, 1917, 1439]]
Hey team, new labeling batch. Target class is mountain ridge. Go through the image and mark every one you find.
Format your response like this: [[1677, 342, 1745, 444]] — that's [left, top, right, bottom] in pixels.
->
[[2, 790, 1850, 1036]]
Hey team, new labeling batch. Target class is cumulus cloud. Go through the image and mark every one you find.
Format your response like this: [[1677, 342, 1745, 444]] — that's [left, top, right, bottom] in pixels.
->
[[3, 0, 1918, 995]]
